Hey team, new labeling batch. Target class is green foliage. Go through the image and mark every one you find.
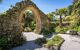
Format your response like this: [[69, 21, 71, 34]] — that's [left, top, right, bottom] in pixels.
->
[[0, 33, 25, 50], [47, 0, 80, 33], [47, 13, 54, 21], [55, 25, 80, 34], [0, 0, 2, 3], [0, 36, 8, 49], [41, 22, 55, 36], [73, 0, 79, 4], [30, 21, 36, 30], [41, 28, 52, 36], [67, 5, 73, 15], [70, 0, 80, 32], [54, 8, 68, 27], [46, 35, 64, 48], [55, 26, 68, 34], [49, 22, 56, 32], [78, 26, 80, 32], [55, 8, 67, 16], [72, 0, 80, 16], [24, 10, 36, 31], [69, 26, 80, 32], [35, 38, 47, 46]]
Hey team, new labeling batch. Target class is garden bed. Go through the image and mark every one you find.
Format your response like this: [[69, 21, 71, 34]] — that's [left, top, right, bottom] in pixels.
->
[[45, 35, 64, 50]]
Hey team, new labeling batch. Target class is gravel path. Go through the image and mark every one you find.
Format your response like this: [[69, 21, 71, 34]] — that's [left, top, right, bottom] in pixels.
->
[[12, 32, 49, 50], [59, 34, 80, 50]]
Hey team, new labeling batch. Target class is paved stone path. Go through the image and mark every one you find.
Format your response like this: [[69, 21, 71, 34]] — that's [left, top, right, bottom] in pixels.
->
[[59, 34, 80, 50], [12, 32, 49, 50]]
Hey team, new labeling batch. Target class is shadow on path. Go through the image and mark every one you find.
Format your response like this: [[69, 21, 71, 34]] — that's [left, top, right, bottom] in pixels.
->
[[12, 32, 49, 50], [12, 40, 42, 50]]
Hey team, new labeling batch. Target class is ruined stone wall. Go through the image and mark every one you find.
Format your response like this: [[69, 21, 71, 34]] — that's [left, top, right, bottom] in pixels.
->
[[0, 0, 49, 49], [0, 1, 49, 49], [0, 0, 49, 35], [0, 0, 49, 34]]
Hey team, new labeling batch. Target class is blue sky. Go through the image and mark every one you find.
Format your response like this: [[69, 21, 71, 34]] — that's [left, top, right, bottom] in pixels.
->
[[0, 0, 73, 14]]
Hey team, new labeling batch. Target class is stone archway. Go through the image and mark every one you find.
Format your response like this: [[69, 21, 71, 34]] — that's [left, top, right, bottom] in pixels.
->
[[0, 0, 50, 34], [15, 0, 50, 34], [0, 0, 50, 49], [19, 5, 42, 33]]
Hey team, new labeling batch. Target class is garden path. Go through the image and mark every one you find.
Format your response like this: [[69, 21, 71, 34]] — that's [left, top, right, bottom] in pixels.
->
[[59, 34, 80, 50], [12, 32, 49, 50]]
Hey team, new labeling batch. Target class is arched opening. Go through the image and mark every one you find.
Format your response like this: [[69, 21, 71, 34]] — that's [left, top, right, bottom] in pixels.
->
[[23, 10, 36, 32], [19, 6, 42, 33]]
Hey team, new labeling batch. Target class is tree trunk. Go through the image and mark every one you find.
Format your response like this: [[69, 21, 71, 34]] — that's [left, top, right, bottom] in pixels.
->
[[60, 15, 63, 28]]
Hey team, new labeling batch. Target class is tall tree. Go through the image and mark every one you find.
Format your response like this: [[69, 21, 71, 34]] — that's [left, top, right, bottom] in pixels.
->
[[67, 5, 73, 15], [73, 0, 79, 4], [55, 8, 67, 27], [72, 0, 80, 26], [0, 0, 2, 3]]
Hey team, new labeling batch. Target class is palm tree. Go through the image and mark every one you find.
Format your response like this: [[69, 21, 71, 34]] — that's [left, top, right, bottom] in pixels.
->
[[55, 8, 67, 28]]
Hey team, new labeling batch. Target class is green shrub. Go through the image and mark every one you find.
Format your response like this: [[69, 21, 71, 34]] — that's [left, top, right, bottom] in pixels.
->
[[0, 36, 8, 49], [40, 28, 52, 36], [0, 48, 2, 50], [55, 26, 68, 34], [40, 22, 55, 36], [49, 26, 55, 33], [49, 22, 56, 32], [46, 35, 64, 48], [69, 26, 80, 32], [74, 26, 80, 32], [78, 26, 80, 32], [35, 37, 47, 46], [0, 33, 26, 50]]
